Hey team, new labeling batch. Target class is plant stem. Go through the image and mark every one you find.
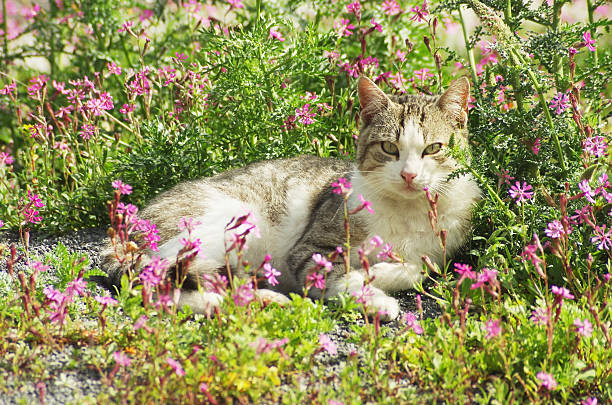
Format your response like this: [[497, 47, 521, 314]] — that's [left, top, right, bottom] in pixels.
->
[[585, 0, 598, 67], [1, 0, 8, 69], [457, 6, 479, 98]]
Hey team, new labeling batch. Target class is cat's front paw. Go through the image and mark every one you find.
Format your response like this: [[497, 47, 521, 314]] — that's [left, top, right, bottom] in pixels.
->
[[369, 294, 400, 322]]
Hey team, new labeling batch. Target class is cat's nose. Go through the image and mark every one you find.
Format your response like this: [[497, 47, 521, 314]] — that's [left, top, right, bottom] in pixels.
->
[[401, 171, 417, 185]]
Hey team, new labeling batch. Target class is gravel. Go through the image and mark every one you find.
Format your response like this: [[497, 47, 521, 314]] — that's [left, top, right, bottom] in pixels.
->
[[0, 228, 441, 404]]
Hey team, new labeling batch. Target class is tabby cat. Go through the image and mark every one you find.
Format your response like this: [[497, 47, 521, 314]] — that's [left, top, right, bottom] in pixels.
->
[[101, 76, 481, 321]]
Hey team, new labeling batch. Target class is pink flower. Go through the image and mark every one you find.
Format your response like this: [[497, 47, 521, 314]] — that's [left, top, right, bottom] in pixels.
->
[[28, 190, 45, 208], [381, 0, 401, 16], [509, 181, 534, 204], [531, 138, 540, 155], [232, 282, 254, 306], [79, 124, 96, 140], [335, 18, 355, 37], [178, 217, 202, 232], [389, 72, 407, 89], [574, 318, 593, 337], [113, 351, 132, 367], [112, 179, 133, 195], [395, 49, 406, 62], [358, 194, 374, 213], [0, 220, 4, 228], [346, 2, 361, 19], [591, 225, 611, 251], [484, 318, 501, 339], [307, 272, 326, 289], [166, 357, 186, 377], [318, 333, 338, 355], [530, 307, 549, 326], [544, 220, 566, 239], [66, 277, 87, 297], [583, 136, 607, 158], [551, 285, 574, 300], [370, 18, 383, 32], [95, 295, 118, 306], [578, 180, 597, 204], [352, 285, 374, 305], [139, 257, 169, 288], [496, 168, 514, 185], [107, 62, 122, 75], [295, 104, 316, 125], [0, 81, 16, 95], [414, 68, 433, 82], [583, 31, 596, 52], [454, 263, 476, 280], [410, 1, 429, 22], [269, 27, 285, 41], [404, 312, 424, 334], [23, 207, 42, 224], [549, 92, 570, 115], [470, 268, 498, 290], [536, 371, 557, 391], [227, 0, 244, 9], [119, 103, 135, 115], [263, 263, 281, 286], [117, 20, 133, 33], [331, 177, 352, 195], [0, 151, 14, 166]]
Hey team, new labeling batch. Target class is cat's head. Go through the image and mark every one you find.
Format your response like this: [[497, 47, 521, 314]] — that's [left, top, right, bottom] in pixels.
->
[[355, 76, 470, 200]]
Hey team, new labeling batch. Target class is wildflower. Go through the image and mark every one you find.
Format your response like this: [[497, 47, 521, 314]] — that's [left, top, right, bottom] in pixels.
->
[[332, 177, 352, 195], [0, 220, 3, 228], [133, 315, 149, 331], [346, 2, 361, 19], [112, 179, 133, 195], [79, 124, 96, 140], [381, 0, 401, 16], [166, 357, 186, 377], [23, 208, 42, 223], [43, 286, 65, 303], [509, 181, 534, 204], [396, 49, 406, 62], [178, 217, 202, 233], [307, 272, 325, 289], [551, 285, 574, 300], [583, 31, 596, 52], [574, 318, 593, 338], [404, 312, 424, 334], [66, 277, 87, 297], [549, 92, 570, 115], [0, 151, 14, 166], [107, 62, 122, 75], [318, 333, 338, 355], [269, 27, 285, 41], [139, 257, 169, 288], [352, 285, 374, 305], [537, 371, 557, 391], [582, 398, 598, 405], [117, 20, 133, 33], [335, 18, 355, 37], [591, 225, 611, 251], [113, 351, 132, 367], [484, 318, 501, 339], [28, 191, 45, 208], [0, 81, 16, 95], [389, 72, 407, 89], [370, 18, 383, 32], [232, 282, 254, 306], [376, 243, 394, 260], [295, 104, 316, 125], [414, 68, 433, 82], [544, 220, 567, 239], [95, 295, 118, 306], [531, 138, 541, 155], [410, 1, 429, 22], [263, 263, 281, 286], [454, 263, 476, 279], [578, 180, 597, 204], [530, 307, 548, 326], [227, 0, 244, 9], [471, 268, 498, 289], [55, 105, 73, 120], [357, 194, 374, 214], [583, 136, 607, 158], [119, 103, 135, 115]]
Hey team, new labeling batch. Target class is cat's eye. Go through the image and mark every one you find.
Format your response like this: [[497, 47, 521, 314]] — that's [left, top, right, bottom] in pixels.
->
[[422, 142, 442, 156], [380, 141, 399, 157]]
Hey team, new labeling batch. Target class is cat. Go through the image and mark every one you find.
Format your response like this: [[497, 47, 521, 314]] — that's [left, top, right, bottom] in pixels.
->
[[100, 76, 481, 321]]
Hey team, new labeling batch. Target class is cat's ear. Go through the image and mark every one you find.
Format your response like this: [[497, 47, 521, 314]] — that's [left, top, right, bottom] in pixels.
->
[[437, 77, 470, 127], [358, 76, 390, 125]]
